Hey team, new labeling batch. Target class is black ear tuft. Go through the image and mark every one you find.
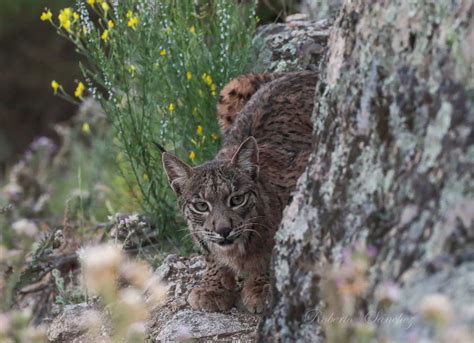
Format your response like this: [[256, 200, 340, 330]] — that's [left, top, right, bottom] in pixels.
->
[[231, 137, 259, 179], [162, 152, 193, 194]]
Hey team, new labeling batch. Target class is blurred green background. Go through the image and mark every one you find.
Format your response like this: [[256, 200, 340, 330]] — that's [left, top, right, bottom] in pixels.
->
[[0, 0, 79, 174]]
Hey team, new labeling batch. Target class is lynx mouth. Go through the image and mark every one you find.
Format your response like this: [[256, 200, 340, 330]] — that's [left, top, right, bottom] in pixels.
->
[[217, 238, 235, 246]]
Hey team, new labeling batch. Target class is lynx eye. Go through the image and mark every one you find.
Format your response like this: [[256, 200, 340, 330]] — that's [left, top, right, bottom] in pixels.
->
[[230, 193, 247, 207], [193, 201, 209, 213]]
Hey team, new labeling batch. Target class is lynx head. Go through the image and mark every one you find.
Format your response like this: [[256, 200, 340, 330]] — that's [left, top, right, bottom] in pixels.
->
[[162, 137, 261, 252]]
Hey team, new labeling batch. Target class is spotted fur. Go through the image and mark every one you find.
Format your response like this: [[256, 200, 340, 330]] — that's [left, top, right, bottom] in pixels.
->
[[217, 72, 278, 134], [163, 72, 317, 313]]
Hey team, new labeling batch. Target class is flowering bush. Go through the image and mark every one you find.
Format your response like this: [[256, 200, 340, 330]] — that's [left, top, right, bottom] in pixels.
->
[[42, 0, 257, 242]]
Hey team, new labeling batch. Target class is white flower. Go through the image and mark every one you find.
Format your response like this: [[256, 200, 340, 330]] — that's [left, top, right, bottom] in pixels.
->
[[145, 275, 168, 307], [120, 260, 153, 289], [118, 288, 148, 322], [12, 219, 38, 238], [419, 293, 453, 325], [80, 243, 124, 295], [375, 281, 401, 306]]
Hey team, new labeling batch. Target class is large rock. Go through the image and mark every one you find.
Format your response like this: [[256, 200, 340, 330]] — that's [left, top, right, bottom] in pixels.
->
[[252, 15, 330, 72], [261, 0, 474, 341], [47, 303, 110, 342], [153, 309, 257, 341]]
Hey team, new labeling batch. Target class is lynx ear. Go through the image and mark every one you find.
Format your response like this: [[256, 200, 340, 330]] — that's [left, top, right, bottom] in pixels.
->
[[162, 152, 194, 195], [231, 137, 259, 179]]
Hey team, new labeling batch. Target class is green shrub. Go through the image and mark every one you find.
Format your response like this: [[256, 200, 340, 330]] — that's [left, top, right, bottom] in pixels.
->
[[44, 0, 257, 245]]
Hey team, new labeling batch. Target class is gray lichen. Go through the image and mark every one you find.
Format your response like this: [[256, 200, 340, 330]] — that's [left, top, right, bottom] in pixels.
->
[[252, 17, 331, 72]]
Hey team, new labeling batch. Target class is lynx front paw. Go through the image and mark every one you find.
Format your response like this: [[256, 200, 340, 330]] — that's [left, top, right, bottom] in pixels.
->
[[188, 287, 236, 312], [241, 280, 271, 314]]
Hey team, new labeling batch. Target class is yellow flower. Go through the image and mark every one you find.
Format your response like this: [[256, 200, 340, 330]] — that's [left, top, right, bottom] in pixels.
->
[[74, 81, 85, 98], [160, 49, 167, 57], [202, 73, 213, 86], [107, 20, 114, 29], [186, 71, 193, 80], [73, 12, 80, 21], [51, 80, 60, 94], [165, 27, 172, 34], [127, 12, 139, 29], [63, 21, 72, 31], [58, 8, 73, 31], [101, 2, 110, 13], [60, 7, 72, 17], [168, 103, 175, 112], [87, 0, 95, 6], [189, 26, 196, 34], [128, 65, 136, 76], [82, 122, 91, 134], [40, 9, 52, 21], [196, 125, 203, 135], [191, 135, 206, 147], [188, 151, 196, 162], [211, 133, 219, 142], [101, 29, 109, 41]]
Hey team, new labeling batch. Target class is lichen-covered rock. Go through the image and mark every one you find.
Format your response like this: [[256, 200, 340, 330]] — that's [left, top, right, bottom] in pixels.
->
[[47, 303, 110, 342], [261, 0, 474, 341], [154, 309, 257, 342], [300, 0, 343, 20], [252, 16, 331, 72]]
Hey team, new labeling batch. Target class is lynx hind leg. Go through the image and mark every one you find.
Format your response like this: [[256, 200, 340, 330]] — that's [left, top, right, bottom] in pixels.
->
[[217, 73, 278, 133], [188, 259, 237, 312]]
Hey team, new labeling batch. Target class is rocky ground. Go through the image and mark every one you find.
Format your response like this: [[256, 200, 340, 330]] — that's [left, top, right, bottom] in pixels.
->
[[47, 255, 260, 342]]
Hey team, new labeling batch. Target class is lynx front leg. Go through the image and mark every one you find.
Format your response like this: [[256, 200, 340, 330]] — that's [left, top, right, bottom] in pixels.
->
[[241, 273, 271, 314], [188, 259, 237, 312]]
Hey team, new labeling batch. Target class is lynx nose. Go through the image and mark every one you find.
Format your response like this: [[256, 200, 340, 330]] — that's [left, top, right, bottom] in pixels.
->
[[216, 226, 232, 238]]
